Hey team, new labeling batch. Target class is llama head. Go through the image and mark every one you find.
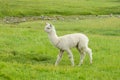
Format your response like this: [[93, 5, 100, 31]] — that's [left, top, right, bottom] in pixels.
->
[[44, 22, 55, 33]]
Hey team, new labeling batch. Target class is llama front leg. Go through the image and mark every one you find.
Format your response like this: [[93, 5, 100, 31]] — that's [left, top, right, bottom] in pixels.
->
[[66, 49, 74, 66], [55, 50, 64, 66]]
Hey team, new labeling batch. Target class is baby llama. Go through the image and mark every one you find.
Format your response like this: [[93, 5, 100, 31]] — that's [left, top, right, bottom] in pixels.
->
[[44, 23, 92, 66]]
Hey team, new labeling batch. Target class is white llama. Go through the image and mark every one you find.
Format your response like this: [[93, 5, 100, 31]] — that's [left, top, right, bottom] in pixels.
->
[[44, 23, 92, 66]]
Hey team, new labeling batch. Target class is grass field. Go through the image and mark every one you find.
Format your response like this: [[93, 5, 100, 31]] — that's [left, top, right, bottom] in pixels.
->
[[0, 16, 120, 80], [0, 0, 120, 80], [0, 0, 120, 17]]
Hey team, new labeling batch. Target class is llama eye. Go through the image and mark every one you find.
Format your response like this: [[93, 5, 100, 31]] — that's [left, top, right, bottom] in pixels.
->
[[47, 27, 50, 29]]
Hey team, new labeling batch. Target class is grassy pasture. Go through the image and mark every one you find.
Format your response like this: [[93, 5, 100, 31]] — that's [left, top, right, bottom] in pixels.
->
[[0, 0, 120, 17], [0, 16, 120, 80], [0, 0, 120, 79]]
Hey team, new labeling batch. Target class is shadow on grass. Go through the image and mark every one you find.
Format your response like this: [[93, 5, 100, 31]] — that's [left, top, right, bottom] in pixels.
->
[[0, 50, 54, 64], [0, 74, 12, 80], [112, 0, 120, 2]]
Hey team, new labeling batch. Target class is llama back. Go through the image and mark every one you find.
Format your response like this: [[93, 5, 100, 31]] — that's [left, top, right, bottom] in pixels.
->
[[58, 33, 89, 49]]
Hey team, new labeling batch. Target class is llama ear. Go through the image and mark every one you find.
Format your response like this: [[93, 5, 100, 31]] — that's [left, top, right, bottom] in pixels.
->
[[46, 22, 49, 25], [46, 22, 52, 27], [49, 24, 52, 27]]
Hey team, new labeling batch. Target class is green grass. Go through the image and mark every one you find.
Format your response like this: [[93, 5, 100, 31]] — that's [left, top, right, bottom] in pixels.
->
[[0, 0, 120, 17], [0, 0, 120, 79], [0, 16, 120, 80]]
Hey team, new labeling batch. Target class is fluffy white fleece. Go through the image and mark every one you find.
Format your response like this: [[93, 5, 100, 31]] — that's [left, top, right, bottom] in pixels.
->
[[44, 23, 92, 66]]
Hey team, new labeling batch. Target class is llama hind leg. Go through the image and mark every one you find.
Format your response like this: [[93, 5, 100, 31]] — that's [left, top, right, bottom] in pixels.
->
[[66, 49, 74, 66], [85, 47, 93, 64], [55, 50, 64, 66], [78, 50, 86, 66]]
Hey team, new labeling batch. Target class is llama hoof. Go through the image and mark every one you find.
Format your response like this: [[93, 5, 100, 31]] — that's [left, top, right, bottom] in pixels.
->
[[55, 64, 58, 66], [72, 65, 74, 67], [71, 63, 74, 66], [78, 63, 83, 66], [90, 62, 92, 65], [55, 65, 57, 66]]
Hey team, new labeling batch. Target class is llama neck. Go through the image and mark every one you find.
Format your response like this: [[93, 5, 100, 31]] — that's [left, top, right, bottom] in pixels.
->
[[48, 31, 59, 46]]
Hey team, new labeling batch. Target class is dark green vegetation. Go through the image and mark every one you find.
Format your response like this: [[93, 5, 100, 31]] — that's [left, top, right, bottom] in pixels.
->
[[0, 0, 120, 17], [0, 16, 120, 80]]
